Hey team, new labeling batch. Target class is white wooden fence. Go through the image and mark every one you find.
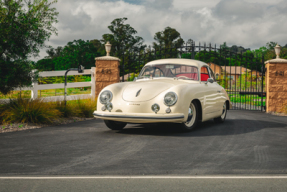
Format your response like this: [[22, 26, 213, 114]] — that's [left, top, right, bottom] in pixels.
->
[[12, 67, 96, 102]]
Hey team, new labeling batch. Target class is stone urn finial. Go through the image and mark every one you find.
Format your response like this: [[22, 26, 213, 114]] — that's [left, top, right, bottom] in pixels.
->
[[274, 44, 281, 59], [105, 41, 112, 56]]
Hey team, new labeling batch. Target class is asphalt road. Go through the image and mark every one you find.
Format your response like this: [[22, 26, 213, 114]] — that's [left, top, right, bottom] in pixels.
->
[[1, 177, 287, 192], [0, 110, 287, 191], [1, 110, 287, 175]]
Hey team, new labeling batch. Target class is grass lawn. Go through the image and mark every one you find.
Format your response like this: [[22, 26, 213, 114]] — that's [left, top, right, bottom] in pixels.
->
[[0, 87, 91, 99], [229, 93, 266, 107]]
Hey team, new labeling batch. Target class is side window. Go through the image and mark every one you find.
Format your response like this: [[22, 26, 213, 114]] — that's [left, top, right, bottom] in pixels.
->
[[200, 66, 210, 81]]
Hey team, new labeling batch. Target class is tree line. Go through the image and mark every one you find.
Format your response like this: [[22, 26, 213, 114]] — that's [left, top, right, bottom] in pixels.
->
[[1, 0, 287, 95], [36, 16, 287, 73], [35, 17, 187, 71]]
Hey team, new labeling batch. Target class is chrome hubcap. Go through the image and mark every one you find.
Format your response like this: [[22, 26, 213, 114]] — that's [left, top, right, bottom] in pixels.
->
[[185, 103, 196, 127], [221, 103, 226, 118], [187, 107, 193, 122]]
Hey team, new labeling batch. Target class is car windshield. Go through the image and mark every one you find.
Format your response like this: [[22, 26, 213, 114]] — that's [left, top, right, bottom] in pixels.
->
[[138, 64, 199, 80]]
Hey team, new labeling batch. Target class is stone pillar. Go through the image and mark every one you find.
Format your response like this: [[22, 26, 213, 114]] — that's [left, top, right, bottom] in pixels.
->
[[95, 56, 120, 98], [265, 58, 287, 113]]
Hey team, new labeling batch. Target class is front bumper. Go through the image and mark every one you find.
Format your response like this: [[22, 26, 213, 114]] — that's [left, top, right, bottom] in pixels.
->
[[93, 111, 185, 123]]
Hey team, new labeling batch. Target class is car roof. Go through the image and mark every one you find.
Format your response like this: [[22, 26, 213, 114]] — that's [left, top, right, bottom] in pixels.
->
[[144, 58, 208, 68]]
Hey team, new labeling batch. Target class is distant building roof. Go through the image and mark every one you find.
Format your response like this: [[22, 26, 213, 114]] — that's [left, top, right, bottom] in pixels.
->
[[221, 66, 250, 75]]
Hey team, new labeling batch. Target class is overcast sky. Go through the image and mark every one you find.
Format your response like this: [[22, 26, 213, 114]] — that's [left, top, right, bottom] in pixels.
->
[[35, 0, 287, 61]]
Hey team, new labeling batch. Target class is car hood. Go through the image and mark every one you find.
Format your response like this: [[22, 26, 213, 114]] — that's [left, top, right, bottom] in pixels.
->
[[122, 79, 188, 102]]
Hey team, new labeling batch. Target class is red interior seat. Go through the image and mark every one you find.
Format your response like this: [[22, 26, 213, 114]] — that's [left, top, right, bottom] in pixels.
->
[[201, 74, 209, 81], [176, 73, 198, 80]]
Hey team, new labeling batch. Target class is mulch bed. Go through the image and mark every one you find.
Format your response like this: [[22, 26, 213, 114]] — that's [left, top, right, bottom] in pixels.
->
[[268, 112, 287, 117], [0, 117, 95, 134]]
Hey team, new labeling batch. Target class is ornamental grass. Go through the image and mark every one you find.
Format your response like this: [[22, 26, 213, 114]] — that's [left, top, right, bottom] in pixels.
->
[[53, 100, 77, 118], [74, 99, 97, 118], [0, 97, 97, 125], [280, 101, 287, 114], [0, 98, 61, 124], [0, 104, 7, 124]]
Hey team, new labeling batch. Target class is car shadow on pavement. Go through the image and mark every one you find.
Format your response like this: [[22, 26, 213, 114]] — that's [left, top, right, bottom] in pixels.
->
[[116, 119, 287, 137]]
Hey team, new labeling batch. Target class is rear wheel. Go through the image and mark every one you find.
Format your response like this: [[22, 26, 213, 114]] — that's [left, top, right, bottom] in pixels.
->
[[180, 101, 199, 131], [214, 101, 227, 123], [104, 120, 127, 130]]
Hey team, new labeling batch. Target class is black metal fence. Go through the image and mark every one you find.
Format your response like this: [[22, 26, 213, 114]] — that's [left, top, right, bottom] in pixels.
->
[[119, 42, 265, 111]]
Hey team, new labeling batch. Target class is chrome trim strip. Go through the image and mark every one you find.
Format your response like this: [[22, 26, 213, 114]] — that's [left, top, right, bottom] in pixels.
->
[[93, 113, 184, 120]]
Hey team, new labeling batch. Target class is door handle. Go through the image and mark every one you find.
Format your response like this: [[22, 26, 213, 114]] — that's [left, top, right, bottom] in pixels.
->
[[217, 90, 221, 93]]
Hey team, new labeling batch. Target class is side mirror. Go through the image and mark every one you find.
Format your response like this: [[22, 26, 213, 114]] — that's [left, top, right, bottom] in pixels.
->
[[205, 78, 214, 84]]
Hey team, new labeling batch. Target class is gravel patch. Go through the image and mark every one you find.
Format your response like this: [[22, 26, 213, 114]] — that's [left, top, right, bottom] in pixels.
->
[[0, 117, 95, 134]]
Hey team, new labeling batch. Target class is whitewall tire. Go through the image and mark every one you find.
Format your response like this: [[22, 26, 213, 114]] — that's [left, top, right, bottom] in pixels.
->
[[180, 101, 199, 131], [214, 101, 227, 123]]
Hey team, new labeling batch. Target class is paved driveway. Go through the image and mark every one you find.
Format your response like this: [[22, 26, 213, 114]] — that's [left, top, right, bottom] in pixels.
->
[[0, 110, 287, 176]]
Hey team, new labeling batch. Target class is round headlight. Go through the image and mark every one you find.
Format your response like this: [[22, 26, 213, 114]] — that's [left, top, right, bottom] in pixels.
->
[[164, 92, 178, 106], [99, 90, 113, 104]]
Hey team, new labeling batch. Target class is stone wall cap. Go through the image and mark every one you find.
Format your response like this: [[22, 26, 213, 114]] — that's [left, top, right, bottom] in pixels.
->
[[265, 58, 287, 64], [95, 56, 121, 61]]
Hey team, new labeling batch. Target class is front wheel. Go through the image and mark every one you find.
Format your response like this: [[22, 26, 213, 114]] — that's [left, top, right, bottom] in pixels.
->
[[214, 101, 227, 123], [104, 120, 127, 130], [180, 101, 199, 131]]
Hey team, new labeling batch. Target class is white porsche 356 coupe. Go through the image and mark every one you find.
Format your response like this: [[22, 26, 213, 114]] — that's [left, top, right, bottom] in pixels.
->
[[93, 58, 231, 131]]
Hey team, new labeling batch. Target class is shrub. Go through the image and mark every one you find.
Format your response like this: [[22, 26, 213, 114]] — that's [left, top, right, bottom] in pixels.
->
[[127, 73, 139, 81], [0, 97, 61, 124]]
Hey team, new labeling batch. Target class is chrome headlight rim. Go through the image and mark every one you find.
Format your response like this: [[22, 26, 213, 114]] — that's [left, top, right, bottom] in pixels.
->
[[99, 90, 113, 104], [164, 92, 178, 106]]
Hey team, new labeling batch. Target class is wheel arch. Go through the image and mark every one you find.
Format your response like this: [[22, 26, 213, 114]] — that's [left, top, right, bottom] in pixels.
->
[[226, 100, 230, 110], [192, 99, 202, 121]]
